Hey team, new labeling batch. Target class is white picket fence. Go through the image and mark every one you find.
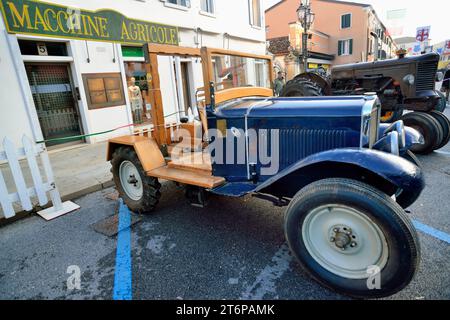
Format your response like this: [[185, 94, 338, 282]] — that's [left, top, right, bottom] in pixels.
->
[[0, 135, 79, 220]]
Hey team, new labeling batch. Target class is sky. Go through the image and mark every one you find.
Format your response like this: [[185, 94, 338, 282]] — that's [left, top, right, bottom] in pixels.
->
[[263, 0, 450, 45]]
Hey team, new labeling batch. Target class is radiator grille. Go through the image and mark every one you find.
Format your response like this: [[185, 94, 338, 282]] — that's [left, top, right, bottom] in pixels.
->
[[279, 129, 348, 165], [369, 108, 379, 148], [416, 61, 437, 92]]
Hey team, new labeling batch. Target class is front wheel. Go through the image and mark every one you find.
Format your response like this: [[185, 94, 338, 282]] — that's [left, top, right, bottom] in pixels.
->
[[284, 178, 420, 298], [111, 147, 161, 214]]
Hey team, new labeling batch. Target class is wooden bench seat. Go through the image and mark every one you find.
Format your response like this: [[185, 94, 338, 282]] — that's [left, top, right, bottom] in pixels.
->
[[147, 166, 225, 189]]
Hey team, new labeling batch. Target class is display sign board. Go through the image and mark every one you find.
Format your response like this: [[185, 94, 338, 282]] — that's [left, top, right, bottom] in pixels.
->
[[445, 40, 450, 55], [416, 26, 430, 43], [0, 0, 179, 45]]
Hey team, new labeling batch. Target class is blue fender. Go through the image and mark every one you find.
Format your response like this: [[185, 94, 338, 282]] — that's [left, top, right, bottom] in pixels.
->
[[379, 123, 424, 153], [255, 148, 425, 208]]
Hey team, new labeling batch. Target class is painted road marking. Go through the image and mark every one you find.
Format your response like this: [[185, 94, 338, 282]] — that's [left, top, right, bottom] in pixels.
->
[[413, 219, 450, 244], [113, 200, 132, 300], [241, 243, 292, 299]]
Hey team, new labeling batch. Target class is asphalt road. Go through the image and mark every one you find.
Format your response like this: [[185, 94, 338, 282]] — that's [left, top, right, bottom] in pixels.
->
[[1, 113, 450, 300]]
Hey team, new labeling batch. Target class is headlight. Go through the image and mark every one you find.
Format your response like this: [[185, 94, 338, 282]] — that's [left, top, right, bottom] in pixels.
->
[[403, 74, 415, 86], [373, 131, 400, 156], [436, 71, 444, 82]]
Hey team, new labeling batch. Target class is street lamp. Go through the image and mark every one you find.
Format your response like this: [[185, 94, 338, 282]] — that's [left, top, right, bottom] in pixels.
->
[[296, 0, 315, 72]]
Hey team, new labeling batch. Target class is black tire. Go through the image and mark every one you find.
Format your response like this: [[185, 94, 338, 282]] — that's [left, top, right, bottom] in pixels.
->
[[284, 178, 420, 299], [380, 109, 403, 123], [279, 78, 323, 97], [429, 110, 450, 149], [111, 147, 161, 214], [401, 112, 443, 154], [435, 91, 447, 113]]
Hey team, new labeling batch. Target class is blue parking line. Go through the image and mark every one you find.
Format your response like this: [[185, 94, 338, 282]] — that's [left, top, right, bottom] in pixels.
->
[[413, 219, 450, 245], [113, 200, 132, 300]]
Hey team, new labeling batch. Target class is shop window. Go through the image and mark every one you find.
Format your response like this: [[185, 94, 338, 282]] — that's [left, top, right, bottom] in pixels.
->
[[82, 73, 125, 109], [19, 40, 68, 56], [124, 62, 152, 125]]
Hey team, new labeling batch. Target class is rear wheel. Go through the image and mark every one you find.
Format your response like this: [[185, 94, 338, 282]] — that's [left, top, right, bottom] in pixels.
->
[[401, 112, 443, 154], [284, 178, 420, 298], [429, 110, 450, 149], [111, 147, 161, 214], [279, 77, 323, 97], [435, 91, 447, 113]]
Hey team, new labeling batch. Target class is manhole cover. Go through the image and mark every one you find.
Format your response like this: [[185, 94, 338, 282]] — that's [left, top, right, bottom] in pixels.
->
[[91, 204, 142, 237]]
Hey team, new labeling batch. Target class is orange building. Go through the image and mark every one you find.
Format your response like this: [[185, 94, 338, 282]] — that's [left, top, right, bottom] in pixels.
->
[[266, 0, 397, 80]]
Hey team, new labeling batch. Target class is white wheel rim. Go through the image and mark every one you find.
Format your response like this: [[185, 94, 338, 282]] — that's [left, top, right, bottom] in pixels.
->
[[119, 161, 143, 201], [302, 204, 389, 280]]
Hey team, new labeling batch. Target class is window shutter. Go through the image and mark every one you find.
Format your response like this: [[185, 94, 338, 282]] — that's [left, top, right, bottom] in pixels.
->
[[349, 39, 353, 54], [338, 41, 342, 55]]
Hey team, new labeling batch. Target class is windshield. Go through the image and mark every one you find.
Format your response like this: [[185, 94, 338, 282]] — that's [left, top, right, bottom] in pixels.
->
[[211, 54, 271, 91]]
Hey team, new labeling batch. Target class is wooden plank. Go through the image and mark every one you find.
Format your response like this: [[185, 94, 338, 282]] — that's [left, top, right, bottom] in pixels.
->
[[147, 44, 202, 57], [148, 53, 167, 145], [22, 136, 48, 206], [107, 136, 165, 172], [168, 151, 212, 173], [215, 87, 273, 104], [201, 47, 214, 106], [148, 166, 225, 189], [134, 139, 166, 173], [207, 48, 273, 61], [0, 170, 15, 218], [3, 138, 32, 211], [108, 135, 151, 146]]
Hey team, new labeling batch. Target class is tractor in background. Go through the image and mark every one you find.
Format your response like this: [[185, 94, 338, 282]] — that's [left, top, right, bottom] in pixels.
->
[[281, 52, 450, 154]]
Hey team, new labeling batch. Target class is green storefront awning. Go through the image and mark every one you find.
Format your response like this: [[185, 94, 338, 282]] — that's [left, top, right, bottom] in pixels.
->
[[0, 0, 179, 45]]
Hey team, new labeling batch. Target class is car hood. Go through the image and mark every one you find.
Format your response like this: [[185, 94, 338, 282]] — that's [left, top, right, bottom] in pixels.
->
[[212, 96, 375, 119]]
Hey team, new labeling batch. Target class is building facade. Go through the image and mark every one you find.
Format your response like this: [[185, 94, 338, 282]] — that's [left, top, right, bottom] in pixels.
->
[[0, 0, 266, 148], [265, 0, 397, 80]]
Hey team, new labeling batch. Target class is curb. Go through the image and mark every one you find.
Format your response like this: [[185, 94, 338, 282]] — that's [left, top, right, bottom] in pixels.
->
[[0, 180, 115, 228]]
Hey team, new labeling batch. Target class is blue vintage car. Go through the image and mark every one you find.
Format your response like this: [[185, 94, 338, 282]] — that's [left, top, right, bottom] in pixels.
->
[[108, 46, 425, 299]]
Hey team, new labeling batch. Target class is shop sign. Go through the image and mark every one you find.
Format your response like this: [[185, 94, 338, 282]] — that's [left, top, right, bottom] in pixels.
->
[[0, 0, 179, 45]]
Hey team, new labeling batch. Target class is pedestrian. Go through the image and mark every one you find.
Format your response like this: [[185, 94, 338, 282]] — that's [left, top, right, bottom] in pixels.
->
[[274, 71, 285, 96]]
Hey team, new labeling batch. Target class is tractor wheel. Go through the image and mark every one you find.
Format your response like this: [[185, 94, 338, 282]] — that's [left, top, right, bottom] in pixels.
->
[[429, 110, 450, 149], [279, 78, 323, 97], [284, 178, 419, 299], [380, 109, 403, 123], [401, 112, 443, 154], [111, 146, 161, 214], [435, 91, 447, 113]]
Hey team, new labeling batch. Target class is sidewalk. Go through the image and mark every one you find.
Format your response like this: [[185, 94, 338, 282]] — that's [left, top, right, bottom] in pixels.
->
[[0, 142, 113, 224]]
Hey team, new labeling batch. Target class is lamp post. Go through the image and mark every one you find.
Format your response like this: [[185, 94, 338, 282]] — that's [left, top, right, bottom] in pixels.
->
[[296, 0, 315, 73]]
